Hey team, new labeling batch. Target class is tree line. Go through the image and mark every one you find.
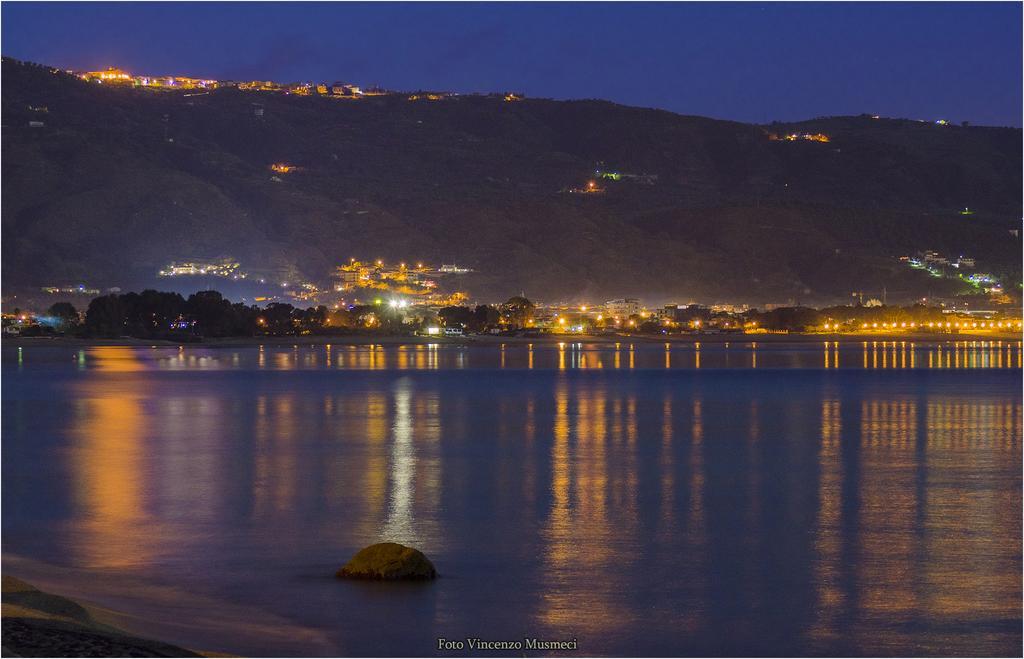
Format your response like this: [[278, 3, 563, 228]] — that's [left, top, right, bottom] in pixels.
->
[[27, 291, 538, 339], [9, 290, 996, 339]]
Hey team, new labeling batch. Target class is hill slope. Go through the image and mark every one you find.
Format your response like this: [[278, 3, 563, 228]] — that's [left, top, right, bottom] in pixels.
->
[[2, 57, 1020, 305]]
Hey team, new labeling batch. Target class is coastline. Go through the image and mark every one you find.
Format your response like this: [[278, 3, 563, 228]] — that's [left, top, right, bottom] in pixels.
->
[[1, 555, 337, 657], [1, 575, 203, 657], [5, 330, 1021, 349]]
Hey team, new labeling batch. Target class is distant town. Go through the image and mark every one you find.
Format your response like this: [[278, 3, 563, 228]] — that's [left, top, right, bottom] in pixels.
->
[[8, 225, 1020, 343], [74, 65, 523, 103], [6, 265, 1022, 340]]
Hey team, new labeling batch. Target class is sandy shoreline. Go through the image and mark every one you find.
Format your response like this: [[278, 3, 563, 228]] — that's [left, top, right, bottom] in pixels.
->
[[5, 330, 1021, 349], [1, 575, 203, 657], [1, 555, 337, 657]]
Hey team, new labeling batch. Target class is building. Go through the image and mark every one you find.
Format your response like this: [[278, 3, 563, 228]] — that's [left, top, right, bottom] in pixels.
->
[[333, 268, 363, 291], [285, 83, 312, 95], [661, 304, 710, 324], [158, 258, 243, 278], [922, 250, 949, 266], [136, 76, 217, 89], [81, 67, 133, 84], [331, 83, 363, 97], [605, 298, 641, 318], [439, 264, 473, 274], [660, 304, 684, 321], [239, 81, 281, 91], [41, 285, 100, 295]]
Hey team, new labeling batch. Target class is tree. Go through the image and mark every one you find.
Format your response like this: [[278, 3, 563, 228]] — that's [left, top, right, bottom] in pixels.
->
[[227, 302, 260, 335], [124, 289, 186, 336], [84, 294, 126, 337], [262, 302, 297, 335], [760, 307, 822, 331], [186, 290, 233, 337], [473, 305, 500, 332], [438, 306, 474, 329], [296, 305, 328, 334], [500, 296, 535, 328], [47, 302, 79, 327], [348, 305, 379, 329]]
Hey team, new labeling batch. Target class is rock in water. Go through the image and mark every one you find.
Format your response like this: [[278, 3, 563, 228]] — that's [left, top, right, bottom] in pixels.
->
[[336, 543, 437, 580]]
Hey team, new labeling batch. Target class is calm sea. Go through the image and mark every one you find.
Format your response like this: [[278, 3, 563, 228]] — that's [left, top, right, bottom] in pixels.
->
[[3, 341, 1021, 656]]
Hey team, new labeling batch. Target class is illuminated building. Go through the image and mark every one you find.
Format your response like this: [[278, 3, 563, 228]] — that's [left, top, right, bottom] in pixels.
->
[[438, 264, 473, 274], [239, 81, 281, 91], [330, 82, 363, 97], [158, 258, 244, 279], [81, 67, 133, 84], [41, 285, 100, 295], [605, 298, 641, 318], [135, 76, 218, 89]]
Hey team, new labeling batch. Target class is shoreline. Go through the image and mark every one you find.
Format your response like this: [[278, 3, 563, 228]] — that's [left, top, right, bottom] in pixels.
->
[[5, 330, 1021, 349], [1, 554, 336, 657], [1, 575, 204, 657]]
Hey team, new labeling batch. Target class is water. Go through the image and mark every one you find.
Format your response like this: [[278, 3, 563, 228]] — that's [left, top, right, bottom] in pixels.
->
[[3, 341, 1021, 656]]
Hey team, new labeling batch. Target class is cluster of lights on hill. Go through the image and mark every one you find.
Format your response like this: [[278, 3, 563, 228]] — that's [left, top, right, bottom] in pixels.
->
[[75, 67, 525, 102], [77, 66, 379, 96]]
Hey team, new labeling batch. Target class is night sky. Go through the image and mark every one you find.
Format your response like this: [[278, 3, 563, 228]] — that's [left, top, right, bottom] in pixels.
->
[[2, 2, 1021, 126]]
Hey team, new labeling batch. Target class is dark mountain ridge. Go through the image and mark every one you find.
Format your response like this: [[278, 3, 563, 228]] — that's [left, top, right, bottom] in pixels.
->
[[2, 57, 1020, 305]]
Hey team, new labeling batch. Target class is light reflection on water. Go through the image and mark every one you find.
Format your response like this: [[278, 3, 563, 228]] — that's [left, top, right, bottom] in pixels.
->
[[19, 339, 1019, 370], [2, 344, 1021, 657], [42, 340, 1021, 373]]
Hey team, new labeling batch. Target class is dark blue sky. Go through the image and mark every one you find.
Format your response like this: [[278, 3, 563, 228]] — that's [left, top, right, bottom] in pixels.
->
[[3, 2, 1021, 126]]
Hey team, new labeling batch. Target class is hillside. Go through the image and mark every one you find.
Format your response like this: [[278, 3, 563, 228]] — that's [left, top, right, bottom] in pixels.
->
[[2, 57, 1020, 305]]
